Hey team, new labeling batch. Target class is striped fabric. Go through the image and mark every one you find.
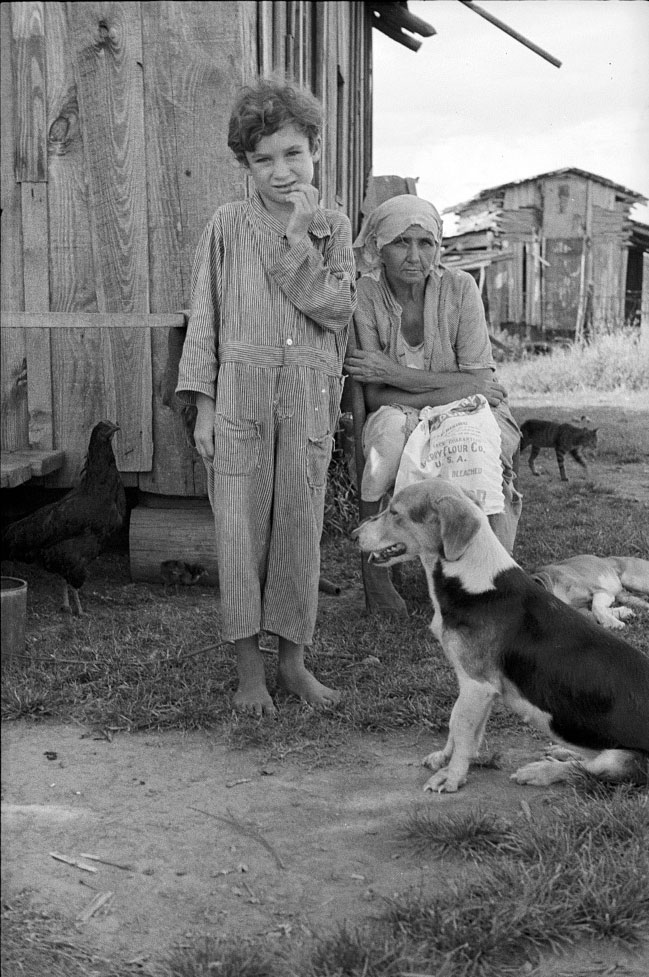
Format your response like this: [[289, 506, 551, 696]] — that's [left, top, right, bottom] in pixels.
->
[[176, 191, 356, 644], [354, 269, 496, 374]]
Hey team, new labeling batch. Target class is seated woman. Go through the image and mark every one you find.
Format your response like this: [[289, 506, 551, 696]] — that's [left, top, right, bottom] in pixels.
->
[[345, 195, 522, 617]]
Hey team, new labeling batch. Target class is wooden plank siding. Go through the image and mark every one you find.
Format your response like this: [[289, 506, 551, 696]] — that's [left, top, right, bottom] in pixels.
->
[[0, 3, 28, 452], [450, 170, 644, 338], [12, 4, 55, 451], [1, 1, 373, 493]]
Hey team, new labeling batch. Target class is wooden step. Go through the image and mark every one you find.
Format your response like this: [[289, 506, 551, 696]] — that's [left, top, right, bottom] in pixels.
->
[[1, 449, 65, 489]]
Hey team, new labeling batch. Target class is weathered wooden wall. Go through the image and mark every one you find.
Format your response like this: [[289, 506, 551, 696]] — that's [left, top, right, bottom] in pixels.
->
[[448, 171, 640, 338], [1, 1, 373, 492]]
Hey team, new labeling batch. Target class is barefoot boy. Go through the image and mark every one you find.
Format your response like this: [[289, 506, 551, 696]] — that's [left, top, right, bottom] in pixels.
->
[[177, 77, 356, 715]]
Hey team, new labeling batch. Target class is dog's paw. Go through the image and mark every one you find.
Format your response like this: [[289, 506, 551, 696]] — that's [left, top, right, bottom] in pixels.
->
[[593, 612, 626, 630], [423, 769, 464, 794], [421, 750, 447, 773], [511, 759, 573, 786]]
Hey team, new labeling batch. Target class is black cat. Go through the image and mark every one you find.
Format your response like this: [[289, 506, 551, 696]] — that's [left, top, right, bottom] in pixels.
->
[[520, 420, 598, 481]]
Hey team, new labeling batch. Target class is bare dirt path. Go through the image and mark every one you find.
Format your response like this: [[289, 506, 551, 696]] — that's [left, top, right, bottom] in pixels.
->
[[2, 722, 544, 963], [3, 721, 648, 976]]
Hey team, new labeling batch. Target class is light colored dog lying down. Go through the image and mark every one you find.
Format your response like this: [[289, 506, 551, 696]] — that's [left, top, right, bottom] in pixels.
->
[[354, 480, 649, 793], [531, 554, 649, 629]]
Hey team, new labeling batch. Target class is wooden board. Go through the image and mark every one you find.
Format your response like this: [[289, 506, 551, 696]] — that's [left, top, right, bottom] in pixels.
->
[[1, 4, 28, 451], [21, 182, 53, 450], [138, 325, 208, 497], [45, 1, 98, 313], [0, 449, 65, 489], [69, 2, 149, 313], [1, 3, 26, 311], [1, 312, 181, 483], [543, 238, 583, 334], [11, 2, 47, 182], [141, 2, 254, 293], [0, 459, 33, 489], [136, 2, 254, 496], [2, 312, 184, 329]]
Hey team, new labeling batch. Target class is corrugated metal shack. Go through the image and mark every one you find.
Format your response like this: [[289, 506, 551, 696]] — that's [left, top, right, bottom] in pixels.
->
[[441, 168, 648, 345]]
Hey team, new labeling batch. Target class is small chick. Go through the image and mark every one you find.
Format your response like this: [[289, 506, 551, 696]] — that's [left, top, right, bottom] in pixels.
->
[[160, 560, 208, 593]]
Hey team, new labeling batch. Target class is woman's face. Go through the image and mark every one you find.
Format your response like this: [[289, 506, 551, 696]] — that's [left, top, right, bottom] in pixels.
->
[[380, 225, 438, 287]]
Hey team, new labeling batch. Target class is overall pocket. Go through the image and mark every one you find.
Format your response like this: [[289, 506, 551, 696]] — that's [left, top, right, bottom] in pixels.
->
[[212, 415, 261, 476], [306, 433, 333, 489]]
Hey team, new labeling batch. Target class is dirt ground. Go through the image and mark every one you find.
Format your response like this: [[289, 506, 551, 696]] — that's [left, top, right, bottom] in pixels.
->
[[3, 724, 648, 976], [2, 394, 648, 975], [0, 725, 548, 958]]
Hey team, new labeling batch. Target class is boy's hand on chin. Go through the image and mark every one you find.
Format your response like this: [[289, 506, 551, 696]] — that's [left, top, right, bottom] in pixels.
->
[[285, 183, 319, 245]]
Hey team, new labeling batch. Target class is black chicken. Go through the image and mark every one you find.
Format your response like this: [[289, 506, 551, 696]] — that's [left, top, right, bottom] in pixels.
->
[[2, 421, 126, 616]]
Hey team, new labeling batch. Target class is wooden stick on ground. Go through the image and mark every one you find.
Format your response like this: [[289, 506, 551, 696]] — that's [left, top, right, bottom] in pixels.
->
[[189, 806, 286, 870]]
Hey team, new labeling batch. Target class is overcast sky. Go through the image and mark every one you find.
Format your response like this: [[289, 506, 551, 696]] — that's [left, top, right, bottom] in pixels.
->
[[371, 0, 649, 226]]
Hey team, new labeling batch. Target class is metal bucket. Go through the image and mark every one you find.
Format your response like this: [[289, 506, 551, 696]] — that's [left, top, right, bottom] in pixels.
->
[[1, 576, 27, 669]]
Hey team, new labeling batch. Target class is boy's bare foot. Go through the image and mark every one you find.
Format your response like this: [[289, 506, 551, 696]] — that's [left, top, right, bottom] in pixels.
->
[[277, 640, 340, 708], [233, 683, 276, 717], [234, 636, 276, 717]]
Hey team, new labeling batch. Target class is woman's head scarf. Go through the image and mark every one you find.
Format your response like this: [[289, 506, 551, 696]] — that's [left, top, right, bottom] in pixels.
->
[[353, 195, 444, 277]]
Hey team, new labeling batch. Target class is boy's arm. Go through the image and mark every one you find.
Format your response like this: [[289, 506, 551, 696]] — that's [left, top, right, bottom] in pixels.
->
[[176, 219, 222, 404], [268, 214, 356, 332]]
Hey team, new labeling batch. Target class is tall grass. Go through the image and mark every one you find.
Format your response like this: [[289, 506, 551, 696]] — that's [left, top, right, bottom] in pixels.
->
[[497, 328, 649, 396]]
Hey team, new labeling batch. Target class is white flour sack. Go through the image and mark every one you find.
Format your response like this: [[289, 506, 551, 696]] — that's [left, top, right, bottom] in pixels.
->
[[394, 395, 504, 514]]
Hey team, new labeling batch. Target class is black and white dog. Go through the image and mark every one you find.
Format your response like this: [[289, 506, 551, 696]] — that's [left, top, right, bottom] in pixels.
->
[[355, 480, 649, 793]]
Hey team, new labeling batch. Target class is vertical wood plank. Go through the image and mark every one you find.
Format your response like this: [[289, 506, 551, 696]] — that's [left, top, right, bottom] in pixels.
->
[[67, 2, 152, 474], [11, 2, 53, 448], [312, 0, 327, 201], [138, 1, 255, 494], [640, 253, 649, 351], [22, 179, 54, 450], [68, 1, 149, 313], [273, 2, 287, 74], [336, 6, 349, 212], [1, 2, 29, 449], [141, 1, 252, 305], [46, 1, 98, 312], [139, 2, 192, 493], [258, 1, 274, 75], [48, 322, 152, 480], [11, 2, 47, 182]]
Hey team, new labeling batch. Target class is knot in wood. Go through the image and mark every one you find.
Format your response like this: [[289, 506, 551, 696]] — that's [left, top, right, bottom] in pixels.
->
[[96, 20, 117, 47]]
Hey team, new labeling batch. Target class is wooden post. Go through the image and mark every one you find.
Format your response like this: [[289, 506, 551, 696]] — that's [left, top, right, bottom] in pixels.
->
[[641, 252, 649, 352], [575, 180, 593, 342]]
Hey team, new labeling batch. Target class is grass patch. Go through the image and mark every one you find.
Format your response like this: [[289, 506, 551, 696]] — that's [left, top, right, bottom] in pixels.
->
[[6, 789, 648, 977], [165, 938, 281, 977], [0, 893, 147, 977], [2, 410, 648, 741], [303, 789, 649, 977], [497, 327, 649, 397]]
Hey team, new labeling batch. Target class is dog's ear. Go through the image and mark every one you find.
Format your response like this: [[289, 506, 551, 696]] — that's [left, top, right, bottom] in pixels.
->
[[408, 494, 434, 524], [437, 497, 481, 561]]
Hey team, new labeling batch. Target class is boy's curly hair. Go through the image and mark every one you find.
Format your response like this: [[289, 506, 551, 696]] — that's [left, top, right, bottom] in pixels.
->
[[228, 75, 323, 165]]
